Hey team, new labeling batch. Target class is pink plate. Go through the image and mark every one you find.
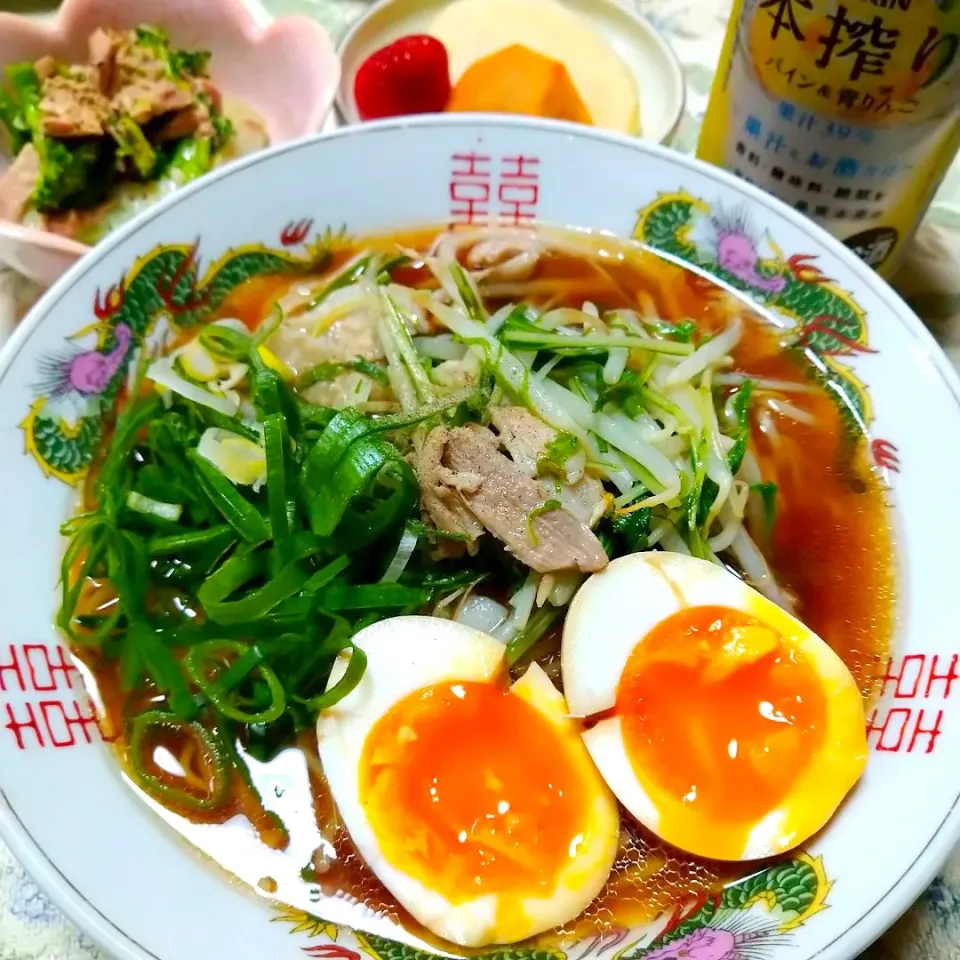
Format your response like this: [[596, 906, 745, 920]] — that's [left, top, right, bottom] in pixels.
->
[[0, 0, 339, 287]]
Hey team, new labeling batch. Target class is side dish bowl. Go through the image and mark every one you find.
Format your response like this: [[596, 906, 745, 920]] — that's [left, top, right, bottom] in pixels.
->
[[335, 0, 685, 142], [0, 115, 958, 960], [0, 0, 339, 287]]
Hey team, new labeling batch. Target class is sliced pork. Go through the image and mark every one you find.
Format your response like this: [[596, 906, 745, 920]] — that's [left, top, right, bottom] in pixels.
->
[[420, 421, 607, 574]]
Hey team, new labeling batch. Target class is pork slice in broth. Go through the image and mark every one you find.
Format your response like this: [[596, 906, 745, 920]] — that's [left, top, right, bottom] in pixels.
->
[[423, 422, 608, 574], [490, 406, 606, 527], [417, 426, 487, 543], [489, 406, 556, 475], [267, 279, 385, 380]]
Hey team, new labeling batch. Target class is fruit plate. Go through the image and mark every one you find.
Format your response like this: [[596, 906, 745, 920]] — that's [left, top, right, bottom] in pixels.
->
[[0, 116, 959, 960], [336, 0, 684, 143]]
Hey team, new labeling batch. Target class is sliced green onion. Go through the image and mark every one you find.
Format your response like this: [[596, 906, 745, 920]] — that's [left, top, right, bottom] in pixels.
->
[[303, 386, 472, 491], [148, 525, 236, 557], [252, 303, 286, 348], [262, 414, 292, 561], [333, 456, 419, 552], [125, 491, 183, 522], [501, 327, 694, 356], [147, 356, 239, 416], [199, 408, 261, 443], [380, 525, 419, 583], [58, 516, 112, 644], [296, 358, 388, 391], [127, 619, 193, 715], [300, 254, 372, 315], [198, 550, 266, 607], [377, 254, 412, 281], [199, 324, 252, 361], [184, 640, 286, 725], [95, 394, 163, 512], [506, 607, 561, 666], [203, 559, 312, 625], [128, 710, 229, 811], [300, 640, 367, 710], [379, 290, 436, 409], [188, 449, 271, 543], [526, 499, 562, 547], [308, 432, 393, 536], [303, 555, 351, 594], [316, 582, 431, 611]]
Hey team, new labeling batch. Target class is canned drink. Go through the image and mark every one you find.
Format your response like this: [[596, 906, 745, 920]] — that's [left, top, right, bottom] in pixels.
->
[[697, 0, 960, 278]]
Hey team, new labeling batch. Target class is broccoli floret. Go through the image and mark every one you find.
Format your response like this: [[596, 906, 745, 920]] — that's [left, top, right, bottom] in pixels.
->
[[134, 25, 211, 79], [32, 136, 113, 212], [134, 25, 169, 58], [0, 61, 113, 211], [210, 113, 233, 152], [1, 62, 114, 211], [0, 62, 41, 154], [2, 31, 218, 216], [162, 136, 213, 185], [6, 62, 42, 107], [0, 90, 28, 153], [171, 48, 211, 78], [108, 114, 157, 179]]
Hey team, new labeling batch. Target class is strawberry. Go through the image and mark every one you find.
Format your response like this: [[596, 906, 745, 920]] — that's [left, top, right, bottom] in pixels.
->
[[354, 35, 452, 122]]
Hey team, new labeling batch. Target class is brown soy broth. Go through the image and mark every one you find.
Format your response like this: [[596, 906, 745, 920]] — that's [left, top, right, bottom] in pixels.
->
[[69, 229, 894, 949], [738, 343, 895, 701]]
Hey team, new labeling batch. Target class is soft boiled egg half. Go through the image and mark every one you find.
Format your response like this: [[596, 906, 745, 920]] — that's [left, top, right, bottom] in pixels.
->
[[316, 616, 620, 947], [562, 552, 868, 863]]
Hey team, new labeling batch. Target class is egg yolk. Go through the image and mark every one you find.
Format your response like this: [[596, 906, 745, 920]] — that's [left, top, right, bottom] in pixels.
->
[[359, 681, 589, 901], [617, 605, 827, 837]]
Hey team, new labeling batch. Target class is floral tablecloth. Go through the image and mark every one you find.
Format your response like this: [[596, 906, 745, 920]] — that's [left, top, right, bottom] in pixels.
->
[[0, 1, 958, 958]]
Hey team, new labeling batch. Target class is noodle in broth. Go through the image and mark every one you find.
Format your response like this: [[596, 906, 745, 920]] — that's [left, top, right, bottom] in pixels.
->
[[66, 226, 893, 951]]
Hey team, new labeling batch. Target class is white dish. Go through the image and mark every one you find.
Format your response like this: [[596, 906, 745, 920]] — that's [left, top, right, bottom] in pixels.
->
[[336, 0, 685, 144]]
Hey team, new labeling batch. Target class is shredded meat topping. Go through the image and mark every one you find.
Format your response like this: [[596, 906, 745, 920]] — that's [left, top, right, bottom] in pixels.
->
[[418, 420, 607, 574]]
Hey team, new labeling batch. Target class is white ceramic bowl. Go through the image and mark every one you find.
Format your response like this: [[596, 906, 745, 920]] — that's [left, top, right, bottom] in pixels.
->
[[0, 116, 958, 960]]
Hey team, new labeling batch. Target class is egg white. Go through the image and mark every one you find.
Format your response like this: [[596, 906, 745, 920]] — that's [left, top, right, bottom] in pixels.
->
[[317, 616, 620, 947], [561, 552, 868, 861]]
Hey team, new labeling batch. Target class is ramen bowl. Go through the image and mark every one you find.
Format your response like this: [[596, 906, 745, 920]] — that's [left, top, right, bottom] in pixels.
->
[[0, 116, 958, 960], [0, 0, 339, 287]]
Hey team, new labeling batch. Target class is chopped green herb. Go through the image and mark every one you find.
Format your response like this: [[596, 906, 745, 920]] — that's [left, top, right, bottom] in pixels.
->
[[526, 499, 562, 547], [727, 381, 754, 474], [536, 432, 580, 477], [611, 508, 652, 554], [751, 481, 778, 537], [297, 358, 389, 391]]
